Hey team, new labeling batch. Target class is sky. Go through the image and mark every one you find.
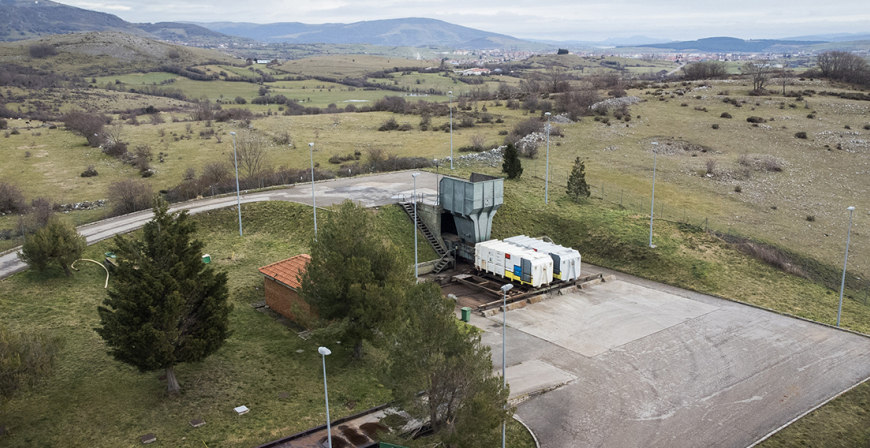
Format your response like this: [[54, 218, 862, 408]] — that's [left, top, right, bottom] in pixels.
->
[[64, 0, 870, 42]]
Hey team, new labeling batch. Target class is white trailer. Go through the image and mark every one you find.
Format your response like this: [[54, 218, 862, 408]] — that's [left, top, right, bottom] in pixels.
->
[[475, 240, 553, 287], [503, 235, 581, 282]]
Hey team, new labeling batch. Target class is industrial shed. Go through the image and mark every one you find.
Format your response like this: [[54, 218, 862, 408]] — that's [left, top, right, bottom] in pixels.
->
[[258, 254, 312, 324]]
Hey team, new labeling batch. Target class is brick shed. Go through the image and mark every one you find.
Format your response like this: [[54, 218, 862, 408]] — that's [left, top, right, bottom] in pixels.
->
[[258, 254, 313, 325]]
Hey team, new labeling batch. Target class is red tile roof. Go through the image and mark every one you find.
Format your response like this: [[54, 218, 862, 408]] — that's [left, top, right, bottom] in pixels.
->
[[258, 254, 310, 290]]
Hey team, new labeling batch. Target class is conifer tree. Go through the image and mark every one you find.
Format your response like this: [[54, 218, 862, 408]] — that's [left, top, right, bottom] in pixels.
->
[[567, 157, 591, 202], [19, 216, 86, 276], [298, 200, 408, 359], [383, 282, 511, 448], [502, 142, 523, 180], [95, 201, 231, 394]]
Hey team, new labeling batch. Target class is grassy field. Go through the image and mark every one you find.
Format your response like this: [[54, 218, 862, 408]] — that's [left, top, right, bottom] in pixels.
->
[[760, 381, 870, 447], [0, 201, 521, 447], [4, 77, 870, 286]]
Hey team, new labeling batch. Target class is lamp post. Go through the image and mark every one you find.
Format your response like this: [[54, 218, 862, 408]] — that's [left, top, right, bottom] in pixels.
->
[[649, 142, 659, 248], [318, 346, 332, 448], [545, 112, 551, 204], [448, 91, 454, 170], [435, 160, 440, 206], [230, 132, 242, 237], [309, 142, 317, 240], [837, 206, 856, 327], [412, 173, 421, 281], [500, 283, 514, 448]]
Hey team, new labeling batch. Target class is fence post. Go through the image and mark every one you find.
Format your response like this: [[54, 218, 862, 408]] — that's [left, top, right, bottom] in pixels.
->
[[620, 189, 624, 207], [705, 217, 708, 232]]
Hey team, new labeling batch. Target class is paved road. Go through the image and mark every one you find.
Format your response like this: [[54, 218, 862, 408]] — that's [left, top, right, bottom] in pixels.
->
[[468, 265, 870, 448], [0, 171, 442, 279]]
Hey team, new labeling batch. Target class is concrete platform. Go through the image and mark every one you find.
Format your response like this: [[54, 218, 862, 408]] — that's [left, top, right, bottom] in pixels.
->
[[475, 273, 870, 448]]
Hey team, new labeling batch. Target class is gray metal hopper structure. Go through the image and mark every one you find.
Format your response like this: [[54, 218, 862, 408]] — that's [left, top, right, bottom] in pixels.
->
[[440, 173, 504, 260]]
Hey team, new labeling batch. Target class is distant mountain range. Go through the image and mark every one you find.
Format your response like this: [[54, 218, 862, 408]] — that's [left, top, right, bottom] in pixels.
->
[[531, 36, 675, 48], [0, 0, 255, 45], [1, 0, 869, 54], [627, 37, 828, 52], [193, 18, 545, 50]]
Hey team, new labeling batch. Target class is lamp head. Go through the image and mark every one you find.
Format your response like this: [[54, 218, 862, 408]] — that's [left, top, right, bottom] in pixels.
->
[[545, 112, 551, 116], [448, 91, 452, 96], [309, 142, 314, 147], [501, 283, 513, 293], [412, 172, 420, 178], [848, 206, 856, 211], [318, 347, 331, 356], [230, 132, 236, 136]]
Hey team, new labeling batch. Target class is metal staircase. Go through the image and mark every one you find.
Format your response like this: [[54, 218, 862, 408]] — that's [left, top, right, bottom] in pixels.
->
[[400, 202, 453, 274]]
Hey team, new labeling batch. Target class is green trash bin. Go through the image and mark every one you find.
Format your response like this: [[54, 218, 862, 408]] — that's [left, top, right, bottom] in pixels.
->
[[202, 254, 211, 264], [460, 307, 471, 323]]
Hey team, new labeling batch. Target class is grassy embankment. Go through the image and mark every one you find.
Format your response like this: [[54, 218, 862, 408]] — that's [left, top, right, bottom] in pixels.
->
[[0, 201, 514, 448]]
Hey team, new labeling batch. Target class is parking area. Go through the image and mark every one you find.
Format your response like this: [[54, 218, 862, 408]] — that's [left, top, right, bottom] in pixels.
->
[[460, 267, 870, 448]]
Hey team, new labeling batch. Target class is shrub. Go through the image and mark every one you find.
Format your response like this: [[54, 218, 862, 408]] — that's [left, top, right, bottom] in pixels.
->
[[0, 182, 27, 214], [28, 43, 57, 58], [234, 96, 246, 104], [720, 112, 732, 118], [806, 215, 815, 222], [795, 131, 808, 139], [63, 111, 107, 146], [18, 217, 85, 276], [80, 166, 98, 177], [107, 179, 153, 217], [378, 117, 400, 131], [864, 124, 870, 130], [705, 159, 717, 175], [712, 124, 720, 129], [807, 113, 816, 119], [734, 185, 742, 193], [0, 119, 6, 130], [746, 116, 766, 123], [763, 157, 783, 172]]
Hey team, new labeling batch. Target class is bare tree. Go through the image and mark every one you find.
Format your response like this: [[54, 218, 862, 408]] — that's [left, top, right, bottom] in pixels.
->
[[63, 111, 107, 146], [104, 123, 124, 146], [779, 65, 794, 95], [107, 179, 152, 217], [743, 60, 774, 92], [817, 51, 870, 84], [230, 131, 270, 179]]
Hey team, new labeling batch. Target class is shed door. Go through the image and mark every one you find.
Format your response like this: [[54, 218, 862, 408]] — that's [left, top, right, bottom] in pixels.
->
[[521, 258, 532, 283]]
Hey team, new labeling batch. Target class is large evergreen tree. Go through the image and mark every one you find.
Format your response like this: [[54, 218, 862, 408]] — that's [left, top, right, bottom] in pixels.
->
[[566, 157, 591, 202], [95, 201, 231, 394], [383, 282, 511, 448], [298, 200, 410, 359], [502, 143, 523, 180], [18, 217, 86, 276]]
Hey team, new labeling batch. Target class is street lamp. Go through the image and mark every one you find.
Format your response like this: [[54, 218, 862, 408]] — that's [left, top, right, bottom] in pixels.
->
[[230, 132, 242, 237], [448, 91, 454, 170], [309, 142, 317, 240], [837, 206, 856, 327], [434, 160, 441, 206], [412, 173, 421, 281], [545, 112, 551, 204], [500, 283, 513, 448], [318, 346, 333, 448], [649, 142, 659, 248]]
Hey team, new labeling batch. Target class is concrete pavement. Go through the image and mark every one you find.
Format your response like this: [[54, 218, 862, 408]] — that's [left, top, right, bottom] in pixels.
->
[[474, 268, 870, 448], [0, 171, 442, 279]]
